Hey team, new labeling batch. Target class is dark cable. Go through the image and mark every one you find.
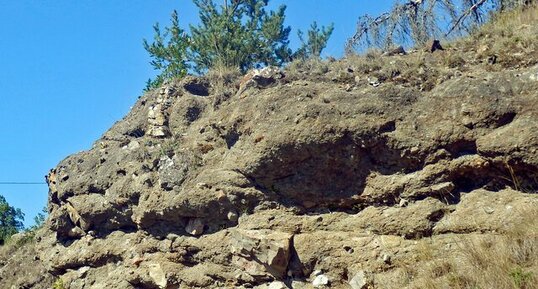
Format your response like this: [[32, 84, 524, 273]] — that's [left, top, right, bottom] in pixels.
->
[[0, 182, 46, 185]]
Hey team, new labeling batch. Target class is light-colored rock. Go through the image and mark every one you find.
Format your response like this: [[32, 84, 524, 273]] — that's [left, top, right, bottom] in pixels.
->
[[230, 229, 293, 277], [382, 254, 391, 264], [149, 126, 170, 137], [126, 140, 140, 150], [147, 263, 168, 289], [291, 280, 309, 289], [268, 281, 287, 289], [349, 271, 370, 289], [312, 274, 329, 287], [227, 210, 239, 222], [77, 266, 90, 278], [367, 76, 380, 87], [238, 66, 284, 96], [67, 226, 86, 238]]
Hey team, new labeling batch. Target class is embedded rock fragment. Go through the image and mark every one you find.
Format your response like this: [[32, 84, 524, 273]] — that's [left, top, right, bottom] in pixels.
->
[[230, 229, 293, 278]]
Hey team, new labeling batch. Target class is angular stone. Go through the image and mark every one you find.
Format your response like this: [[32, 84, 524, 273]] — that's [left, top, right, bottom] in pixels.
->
[[149, 126, 170, 137], [349, 271, 370, 289], [147, 262, 167, 289], [237, 66, 284, 97], [383, 45, 406, 56], [230, 229, 293, 278], [312, 274, 329, 287]]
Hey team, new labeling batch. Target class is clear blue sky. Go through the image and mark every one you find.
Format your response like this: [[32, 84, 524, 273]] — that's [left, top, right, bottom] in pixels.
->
[[0, 0, 393, 228]]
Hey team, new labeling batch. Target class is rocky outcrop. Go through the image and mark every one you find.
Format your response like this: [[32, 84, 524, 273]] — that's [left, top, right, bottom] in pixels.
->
[[2, 20, 538, 289]]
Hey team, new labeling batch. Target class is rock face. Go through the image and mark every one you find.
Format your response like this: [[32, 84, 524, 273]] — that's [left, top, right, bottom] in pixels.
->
[[2, 19, 538, 289]]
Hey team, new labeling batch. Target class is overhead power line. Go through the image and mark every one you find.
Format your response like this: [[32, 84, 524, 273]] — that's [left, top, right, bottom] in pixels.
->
[[0, 182, 47, 185]]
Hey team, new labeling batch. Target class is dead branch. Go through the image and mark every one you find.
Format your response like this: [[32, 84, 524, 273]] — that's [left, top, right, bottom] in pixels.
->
[[445, 0, 488, 37]]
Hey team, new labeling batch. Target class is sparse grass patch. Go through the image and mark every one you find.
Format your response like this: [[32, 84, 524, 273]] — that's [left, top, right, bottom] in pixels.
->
[[287, 57, 330, 76], [158, 138, 177, 158], [468, 4, 538, 68], [13, 230, 36, 248], [510, 267, 534, 289], [205, 63, 241, 107], [445, 54, 466, 69], [315, 4, 538, 96], [406, 207, 538, 289], [2, 229, 38, 250], [206, 62, 241, 91]]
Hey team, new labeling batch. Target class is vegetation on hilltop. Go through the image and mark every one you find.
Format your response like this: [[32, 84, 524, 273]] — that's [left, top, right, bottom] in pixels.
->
[[0, 192, 46, 246], [143, 0, 334, 90], [0, 195, 24, 245], [346, 0, 536, 52], [143, 0, 535, 92]]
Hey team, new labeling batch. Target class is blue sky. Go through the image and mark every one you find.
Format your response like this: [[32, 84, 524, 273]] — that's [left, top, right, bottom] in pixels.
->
[[0, 0, 394, 227]]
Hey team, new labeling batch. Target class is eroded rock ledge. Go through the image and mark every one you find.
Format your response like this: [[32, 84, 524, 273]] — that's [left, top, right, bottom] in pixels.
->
[[2, 43, 538, 288]]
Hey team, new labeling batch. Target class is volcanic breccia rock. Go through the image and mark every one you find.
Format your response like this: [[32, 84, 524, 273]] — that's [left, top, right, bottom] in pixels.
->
[[1, 47, 538, 288]]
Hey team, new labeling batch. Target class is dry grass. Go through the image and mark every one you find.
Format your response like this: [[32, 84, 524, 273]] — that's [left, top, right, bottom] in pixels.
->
[[205, 62, 241, 93], [465, 4, 538, 69], [283, 5, 537, 95], [206, 62, 241, 86], [351, 7, 538, 288], [448, 212, 537, 289], [404, 207, 538, 289], [286, 57, 330, 78], [205, 62, 241, 107]]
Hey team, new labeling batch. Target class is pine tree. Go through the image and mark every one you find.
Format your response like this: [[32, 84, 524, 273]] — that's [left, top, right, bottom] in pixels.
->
[[189, 0, 292, 73], [143, 10, 190, 91], [143, 0, 335, 89], [295, 21, 335, 59], [0, 195, 24, 245]]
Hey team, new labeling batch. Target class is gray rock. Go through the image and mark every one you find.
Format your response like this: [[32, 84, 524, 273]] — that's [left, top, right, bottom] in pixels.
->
[[158, 153, 193, 190], [349, 271, 369, 289], [382, 254, 392, 264], [268, 281, 287, 289], [367, 76, 380, 87], [147, 262, 168, 289], [312, 274, 329, 287], [230, 229, 293, 278], [398, 199, 409, 207]]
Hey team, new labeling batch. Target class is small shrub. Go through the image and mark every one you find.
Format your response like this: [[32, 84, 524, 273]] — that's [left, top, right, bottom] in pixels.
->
[[52, 278, 65, 289], [13, 230, 35, 249], [510, 267, 534, 288]]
